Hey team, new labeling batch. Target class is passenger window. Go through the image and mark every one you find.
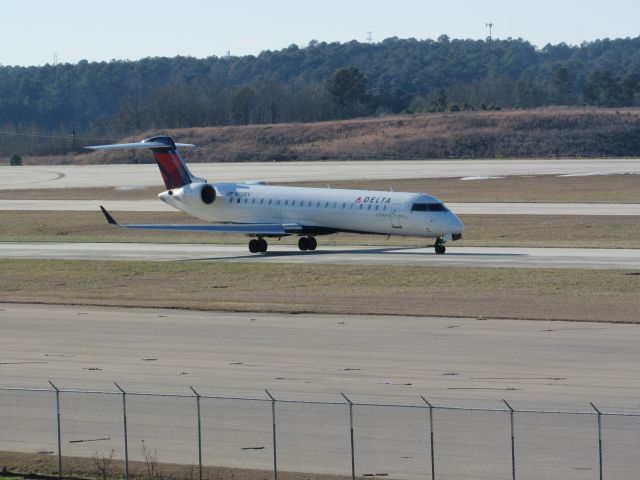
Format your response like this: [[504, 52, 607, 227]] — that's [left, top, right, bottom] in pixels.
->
[[292, 200, 296, 206], [237, 198, 241, 203], [244, 198, 248, 204], [251, 198, 255, 204], [342, 203, 346, 209], [325, 202, 329, 208], [375, 205, 379, 210], [316, 201, 320, 207], [228, 197, 233, 203], [268, 199, 273, 205], [368, 204, 372, 210], [333, 202, 337, 208], [359, 204, 363, 210], [284, 200, 288, 206], [260, 199, 264, 204]]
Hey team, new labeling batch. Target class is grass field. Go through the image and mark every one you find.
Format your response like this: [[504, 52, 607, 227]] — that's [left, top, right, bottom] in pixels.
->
[[2, 174, 639, 203], [0, 450, 335, 480], [14, 108, 640, 163], [1, 260, 638, 322], [1, 210, 638, 248]]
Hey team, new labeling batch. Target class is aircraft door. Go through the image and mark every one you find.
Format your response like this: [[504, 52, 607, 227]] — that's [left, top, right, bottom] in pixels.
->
[[391, 203, 402, 229], [276, 197, 285, 222]]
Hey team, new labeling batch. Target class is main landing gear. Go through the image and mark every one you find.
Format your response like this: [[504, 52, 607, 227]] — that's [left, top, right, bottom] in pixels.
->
[[298, 236, 317, 251], [434, 238, 446, 255], [248, 238, 268, 253]]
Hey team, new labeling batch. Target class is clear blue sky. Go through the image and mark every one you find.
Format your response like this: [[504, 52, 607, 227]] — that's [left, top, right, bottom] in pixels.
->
[[2, 0, 639, 66]]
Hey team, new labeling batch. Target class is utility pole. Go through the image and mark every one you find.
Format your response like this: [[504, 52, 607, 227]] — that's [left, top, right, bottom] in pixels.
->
[[366, 31, 373, 43], [485, 22, 494, 40]]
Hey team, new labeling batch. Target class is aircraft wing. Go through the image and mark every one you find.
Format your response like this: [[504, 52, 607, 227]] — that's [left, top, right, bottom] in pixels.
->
[[100, 206, 301, 235]]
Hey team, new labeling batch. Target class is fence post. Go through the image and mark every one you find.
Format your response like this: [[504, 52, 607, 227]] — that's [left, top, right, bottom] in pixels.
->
[[190, 386, 203, 480], [114, 383, 129, 480], [590, 402, 603, 480], [421, 397, 436, 480], [48, 381, 62, 480], [265, 390, 278, 480], [503, 400, 516, 480], [341, 393, 356, 480]]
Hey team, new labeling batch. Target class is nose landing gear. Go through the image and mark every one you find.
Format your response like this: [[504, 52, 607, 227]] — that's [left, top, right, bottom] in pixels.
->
[[434, 238, 446, 255]]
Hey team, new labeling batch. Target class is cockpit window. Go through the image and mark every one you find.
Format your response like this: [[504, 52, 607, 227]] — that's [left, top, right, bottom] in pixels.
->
[[411, 202, 448, 212]]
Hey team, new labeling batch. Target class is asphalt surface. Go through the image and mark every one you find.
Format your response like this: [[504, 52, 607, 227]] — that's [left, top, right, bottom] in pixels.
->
[[1, 304, 639, 479], [1, 242, 639, 269], [3, 198, 640, 215], [2, 158, 640, 189]]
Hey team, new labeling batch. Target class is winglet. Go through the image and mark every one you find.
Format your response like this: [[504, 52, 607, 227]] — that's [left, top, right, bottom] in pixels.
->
[[100, 206, 119, 226]]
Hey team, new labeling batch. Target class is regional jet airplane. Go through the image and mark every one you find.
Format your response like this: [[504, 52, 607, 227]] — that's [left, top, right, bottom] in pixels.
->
[[90, 136, 464, 254]]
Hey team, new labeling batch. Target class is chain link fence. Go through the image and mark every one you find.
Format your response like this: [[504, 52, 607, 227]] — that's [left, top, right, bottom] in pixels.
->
[[1, 385, 639, 480]]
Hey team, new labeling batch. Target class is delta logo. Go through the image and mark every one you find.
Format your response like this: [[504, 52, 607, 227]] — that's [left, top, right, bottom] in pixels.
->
[[355, 196, 392, 204]]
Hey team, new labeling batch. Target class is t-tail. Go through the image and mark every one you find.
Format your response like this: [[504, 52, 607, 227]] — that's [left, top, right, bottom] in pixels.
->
[[86, 136, 204, 189]]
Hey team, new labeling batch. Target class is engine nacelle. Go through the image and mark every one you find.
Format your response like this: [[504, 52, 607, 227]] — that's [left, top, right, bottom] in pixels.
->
[[168, 183, 216, 206]]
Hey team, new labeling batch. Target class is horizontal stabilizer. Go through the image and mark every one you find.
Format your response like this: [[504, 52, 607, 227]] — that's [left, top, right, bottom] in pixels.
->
[[86, 141, 194, 150]]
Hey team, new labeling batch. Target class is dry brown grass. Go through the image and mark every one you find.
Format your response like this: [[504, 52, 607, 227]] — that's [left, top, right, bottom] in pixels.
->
[[0, 450, 349, 480], [1, 210, 638, 248], [17, 108, 640, 165], [293, 174, 640, 203], [1, 260, 639, 322], [1, 174, 639, 204]]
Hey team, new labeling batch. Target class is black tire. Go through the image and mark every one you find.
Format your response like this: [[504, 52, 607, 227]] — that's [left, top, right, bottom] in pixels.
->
[[248, 239, 259, 253], [435, 244, 446, 254], [258, 238, 268, 252], [307, 237, 317, 250], [298, 237, 309, 251]]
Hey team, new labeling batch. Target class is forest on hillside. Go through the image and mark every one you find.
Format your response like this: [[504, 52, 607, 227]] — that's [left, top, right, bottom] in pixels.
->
[[2, 35, 640, 156]]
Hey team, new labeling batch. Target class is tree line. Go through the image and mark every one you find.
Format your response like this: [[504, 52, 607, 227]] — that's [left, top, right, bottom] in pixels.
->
[[1, 35, 640, 155]]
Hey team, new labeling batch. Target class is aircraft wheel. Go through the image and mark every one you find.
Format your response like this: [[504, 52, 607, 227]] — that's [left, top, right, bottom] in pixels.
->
[[307, 237, 317, 250], [435, 244, 446, 255], [298, 237, 309, 251], [258, 238, 268, 253], [248, 239, 260, 253]]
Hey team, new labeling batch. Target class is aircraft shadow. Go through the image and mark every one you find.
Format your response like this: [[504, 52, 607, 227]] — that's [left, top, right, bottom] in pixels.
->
[[178, 246, 527, 262]]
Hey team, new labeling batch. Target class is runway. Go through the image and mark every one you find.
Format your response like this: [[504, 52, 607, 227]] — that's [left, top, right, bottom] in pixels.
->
[[1, 242, 639, 269], [3, 198, 640, 215], [1, 303, 639, 408], [2, 158, 640, 189], [1, 304, 639, 479]]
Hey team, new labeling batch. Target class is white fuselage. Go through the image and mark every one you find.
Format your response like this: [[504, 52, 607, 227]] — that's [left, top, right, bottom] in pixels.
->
[[161, 183, 465, 239]]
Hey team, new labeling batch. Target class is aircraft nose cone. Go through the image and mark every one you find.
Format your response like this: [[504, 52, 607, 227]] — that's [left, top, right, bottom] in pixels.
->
[[450, 213, 465, 232]]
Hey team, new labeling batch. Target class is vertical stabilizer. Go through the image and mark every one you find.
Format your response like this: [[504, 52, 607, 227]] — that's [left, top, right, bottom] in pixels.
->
[[86, 136, 204, 190]]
